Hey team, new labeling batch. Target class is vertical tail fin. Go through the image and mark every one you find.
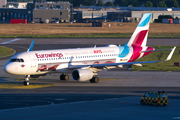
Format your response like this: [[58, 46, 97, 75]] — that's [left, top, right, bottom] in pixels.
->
[[27, 40, 34, 52], [126, 13, 151, 47]]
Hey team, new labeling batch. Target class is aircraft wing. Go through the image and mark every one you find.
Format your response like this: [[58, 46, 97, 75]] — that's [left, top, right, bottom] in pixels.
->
[[68, 46, 176, 69]]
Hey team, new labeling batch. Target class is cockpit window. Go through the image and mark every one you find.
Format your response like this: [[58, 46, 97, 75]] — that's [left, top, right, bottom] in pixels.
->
[[10, 58, 24, 62], [20, 59, 24, 62], [10, 59, 17, 62]]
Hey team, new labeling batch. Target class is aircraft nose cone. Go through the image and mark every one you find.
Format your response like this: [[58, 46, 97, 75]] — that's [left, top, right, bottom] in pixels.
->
[[3, 63, 13, 74], [3, 63, 10, 73]]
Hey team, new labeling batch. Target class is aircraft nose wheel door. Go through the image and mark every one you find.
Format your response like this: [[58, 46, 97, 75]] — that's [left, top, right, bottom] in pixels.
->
[[29, 55, 36, 67]]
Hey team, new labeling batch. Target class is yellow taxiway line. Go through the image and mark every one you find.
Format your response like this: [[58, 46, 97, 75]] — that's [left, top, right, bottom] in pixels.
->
[[0, 83, 56, 89]]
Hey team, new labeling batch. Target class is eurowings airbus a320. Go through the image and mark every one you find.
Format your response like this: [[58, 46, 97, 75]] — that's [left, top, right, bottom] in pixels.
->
[[3, 13, 176, 85]]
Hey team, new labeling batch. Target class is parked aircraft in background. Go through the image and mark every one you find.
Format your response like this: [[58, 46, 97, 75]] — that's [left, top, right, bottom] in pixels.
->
[[3, 13, 176, 85]]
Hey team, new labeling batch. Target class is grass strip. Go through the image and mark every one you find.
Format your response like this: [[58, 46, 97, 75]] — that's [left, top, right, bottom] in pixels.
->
[[0, 46, 15, 57], [1, 33, 180, 38]]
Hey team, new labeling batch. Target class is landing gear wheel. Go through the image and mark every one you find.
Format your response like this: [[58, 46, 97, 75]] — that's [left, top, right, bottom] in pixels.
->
[[60, 74, 64, 80], [60, 74, 69, 81], [64, 75, 69, 80], [140, 101, 145, 105], [23, 81, 29, 86], [90, 77, 99, 83], [154, 102, 157, 107]]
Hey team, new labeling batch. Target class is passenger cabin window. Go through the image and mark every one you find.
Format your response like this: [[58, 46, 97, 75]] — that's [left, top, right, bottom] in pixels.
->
[[10, 58, 24, 62]]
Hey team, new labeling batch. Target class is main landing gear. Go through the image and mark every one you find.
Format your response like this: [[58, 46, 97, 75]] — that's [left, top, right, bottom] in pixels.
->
[[60, 74, 69, 81], [23, 75, 30, 86], [90, 76, 99, 83]]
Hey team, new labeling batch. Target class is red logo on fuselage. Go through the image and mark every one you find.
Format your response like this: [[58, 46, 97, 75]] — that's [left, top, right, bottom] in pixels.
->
[[21, 64, 25, 68], [94, 50, 102, 54]]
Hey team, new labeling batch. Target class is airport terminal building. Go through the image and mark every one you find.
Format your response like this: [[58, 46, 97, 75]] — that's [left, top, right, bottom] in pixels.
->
[[0, 3, 34, 23], [33, 2, 73, 23], [1, 1, 180, 23], [0, 0, 72, 23]]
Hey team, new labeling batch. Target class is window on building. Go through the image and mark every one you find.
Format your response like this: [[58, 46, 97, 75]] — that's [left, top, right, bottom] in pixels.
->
[[18, 13, 20, 18], [36, 5, 39, 9], [14, 13, 17, 18], [60, 12, 62, 15], [28, 11, 31, 14], [40, 5, 43, 8], [57, 5, 60, 9], [28, 5, 31, 8], [29, 17, 31, 22], [61, 5, 63, 9]]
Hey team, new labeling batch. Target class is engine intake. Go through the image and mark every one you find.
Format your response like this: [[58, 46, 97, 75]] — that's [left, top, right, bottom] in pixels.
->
[[72, 69, 93, 81]]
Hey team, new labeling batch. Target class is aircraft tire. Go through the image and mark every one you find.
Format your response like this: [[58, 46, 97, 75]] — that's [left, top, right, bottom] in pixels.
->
[[60, 74, 69, 81], [90, 77, 99, 83], [60, 74, 64, 80], [154, 102, 158, 107], [23, 81, 29, 86], [140, 101, 145, 105], [64, 75, 69, 81]]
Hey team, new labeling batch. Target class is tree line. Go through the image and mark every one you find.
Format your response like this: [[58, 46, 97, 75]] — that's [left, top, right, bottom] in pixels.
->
[[47, 0, 180, 8], [7, 0, 180, 8], [114, 0, 180, 7]]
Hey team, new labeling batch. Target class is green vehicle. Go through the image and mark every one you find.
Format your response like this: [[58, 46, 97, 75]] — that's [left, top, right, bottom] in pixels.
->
[[140, 91, 169, 106]]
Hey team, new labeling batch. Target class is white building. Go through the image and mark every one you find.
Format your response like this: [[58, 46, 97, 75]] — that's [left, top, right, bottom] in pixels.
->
[[0, 0, 7, 8], [7, 2, 30, 8]]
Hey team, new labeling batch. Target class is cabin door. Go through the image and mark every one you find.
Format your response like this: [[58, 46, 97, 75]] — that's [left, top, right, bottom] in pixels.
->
[[29, 55, 36, 67]]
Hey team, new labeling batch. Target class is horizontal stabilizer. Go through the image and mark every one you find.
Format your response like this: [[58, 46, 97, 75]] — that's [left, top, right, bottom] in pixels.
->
[[164, 46, 176, 61], [141, 48, 172, 53]]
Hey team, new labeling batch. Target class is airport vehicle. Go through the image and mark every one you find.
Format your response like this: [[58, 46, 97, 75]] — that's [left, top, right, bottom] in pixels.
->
[[140, 91, 169, 106], [3, 13, 176, 86]]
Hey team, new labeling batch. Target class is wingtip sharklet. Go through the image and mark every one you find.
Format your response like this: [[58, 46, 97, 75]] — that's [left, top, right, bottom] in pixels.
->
[[165, 46, 176, 61]]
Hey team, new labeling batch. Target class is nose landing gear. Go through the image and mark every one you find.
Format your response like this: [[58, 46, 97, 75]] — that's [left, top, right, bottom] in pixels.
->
[[23, 75, 30, 86]]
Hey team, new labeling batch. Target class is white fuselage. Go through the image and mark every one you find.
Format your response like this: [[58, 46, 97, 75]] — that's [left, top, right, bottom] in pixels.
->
[[4, 45, 135, 75]]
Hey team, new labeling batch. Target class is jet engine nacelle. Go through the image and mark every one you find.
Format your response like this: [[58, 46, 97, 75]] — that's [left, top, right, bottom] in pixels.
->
[[72, 69, 93, 81]]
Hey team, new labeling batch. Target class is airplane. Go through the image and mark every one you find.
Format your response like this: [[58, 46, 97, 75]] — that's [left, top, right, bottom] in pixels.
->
[[3, 13, 176, 86]]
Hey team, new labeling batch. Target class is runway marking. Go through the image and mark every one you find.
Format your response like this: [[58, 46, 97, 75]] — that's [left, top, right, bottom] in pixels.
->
[[1, 38, 20, 44], [0, 83, 56, 89], [100, 79, 116, 81]]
